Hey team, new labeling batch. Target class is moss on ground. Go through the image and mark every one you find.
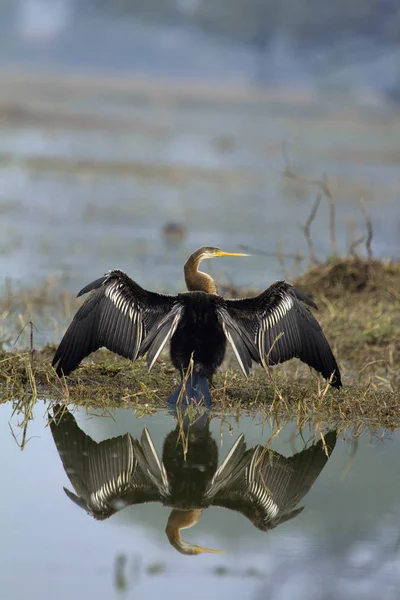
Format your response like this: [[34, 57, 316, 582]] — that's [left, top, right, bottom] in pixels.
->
[[0, 258, 399, 426]]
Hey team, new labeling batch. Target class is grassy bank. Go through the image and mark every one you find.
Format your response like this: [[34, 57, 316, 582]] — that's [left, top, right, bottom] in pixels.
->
[[1, 257, 399, 427]]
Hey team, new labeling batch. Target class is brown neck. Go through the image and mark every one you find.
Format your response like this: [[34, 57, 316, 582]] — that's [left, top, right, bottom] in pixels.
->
[[184, 257, 218, 294], [166, 509, 222, 555]]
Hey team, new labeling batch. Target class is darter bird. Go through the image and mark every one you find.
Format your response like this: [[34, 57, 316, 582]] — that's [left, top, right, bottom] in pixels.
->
[[52, 247, 341, 405]]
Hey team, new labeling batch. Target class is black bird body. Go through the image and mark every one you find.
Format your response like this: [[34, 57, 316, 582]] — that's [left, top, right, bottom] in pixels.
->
[[170, 292, 227, 379], [52, 247, 341, 404], [161, 414, 218, 509]]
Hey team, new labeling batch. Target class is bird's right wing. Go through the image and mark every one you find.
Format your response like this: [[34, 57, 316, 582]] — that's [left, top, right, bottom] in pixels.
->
[[205, 431, 337, 531], [52, 269, 183, 376]]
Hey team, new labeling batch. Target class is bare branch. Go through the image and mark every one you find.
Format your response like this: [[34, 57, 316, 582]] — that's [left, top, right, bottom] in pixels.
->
[[276, 240, 289, 279], [358, 197, 373, 259], [320, 174, 338, 256], [299, 192, 322, 264], [281, 153, 338, 258], [281, 164, 321, 188], [13, 319, 38, 347], [349, 236, 366, 258]]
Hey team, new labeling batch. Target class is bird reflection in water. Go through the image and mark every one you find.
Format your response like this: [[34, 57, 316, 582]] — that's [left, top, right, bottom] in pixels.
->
[[50, 406, 336, 555]]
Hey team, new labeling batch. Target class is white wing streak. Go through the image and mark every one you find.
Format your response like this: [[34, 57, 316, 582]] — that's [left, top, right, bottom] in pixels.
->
[[52, 269, 178, 376], [223, 281, 341, 388]]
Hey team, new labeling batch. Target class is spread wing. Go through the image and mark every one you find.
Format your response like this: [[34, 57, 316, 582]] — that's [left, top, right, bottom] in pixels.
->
[[220, 281, 341, 388], [205, 431, 337, 531], [52, 269, 183, 376], [49, 407, 165, 520]]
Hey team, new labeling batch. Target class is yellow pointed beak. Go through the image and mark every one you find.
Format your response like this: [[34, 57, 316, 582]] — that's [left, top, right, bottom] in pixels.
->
[[194, 546, 225, 555], [215, 250, 250, 258]]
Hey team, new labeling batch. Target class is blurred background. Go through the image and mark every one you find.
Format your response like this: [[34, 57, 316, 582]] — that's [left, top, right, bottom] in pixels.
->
[[0, 0, 399, 320]]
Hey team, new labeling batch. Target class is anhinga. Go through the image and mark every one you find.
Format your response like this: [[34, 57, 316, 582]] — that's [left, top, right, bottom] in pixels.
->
[[52, 247, 341, 405], [49, 407, 337, 555]]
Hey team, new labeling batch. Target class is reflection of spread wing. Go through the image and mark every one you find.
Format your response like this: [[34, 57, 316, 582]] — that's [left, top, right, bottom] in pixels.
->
[[205, 431, 337, 531], [131, 428, 170, 497], [50, 408, 167, 520]]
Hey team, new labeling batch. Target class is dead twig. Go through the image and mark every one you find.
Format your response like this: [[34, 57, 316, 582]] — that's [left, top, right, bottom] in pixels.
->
[[282, 154, 378, 264], [300, 192, 322, 264], [349, 236, 366, 258], [359, 197, 373, 259], [13, 320, 38, 366], [276, 240, 289, 279], [320, 174, 338, 256], [281, 153, 338, 257]]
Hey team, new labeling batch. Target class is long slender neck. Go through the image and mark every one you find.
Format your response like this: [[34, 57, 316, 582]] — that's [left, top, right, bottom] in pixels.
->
[[184, 257, 217, 294], [166, 509, 222, 555]]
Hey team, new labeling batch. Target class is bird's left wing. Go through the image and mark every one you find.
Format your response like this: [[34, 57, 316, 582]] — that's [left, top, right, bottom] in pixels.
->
[[52, 269, 182, 376], [50, 407, 164, 520], [222, 281, 341, 387], [130, 428, 170, 498]]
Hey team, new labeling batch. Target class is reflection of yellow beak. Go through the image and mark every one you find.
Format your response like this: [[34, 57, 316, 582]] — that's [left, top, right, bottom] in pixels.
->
[[192, 546, 225, 555], [215, 250, 250, 258]]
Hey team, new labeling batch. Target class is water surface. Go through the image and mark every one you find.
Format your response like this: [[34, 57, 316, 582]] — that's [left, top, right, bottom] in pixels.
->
[[2, 402, 400, 600]]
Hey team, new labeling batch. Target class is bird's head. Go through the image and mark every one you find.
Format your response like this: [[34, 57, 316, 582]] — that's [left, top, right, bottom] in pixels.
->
[[190, 246, 250, 265]]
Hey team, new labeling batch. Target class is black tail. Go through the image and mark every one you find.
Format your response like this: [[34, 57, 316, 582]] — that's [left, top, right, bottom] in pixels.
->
[[167, 373, 212, 407]]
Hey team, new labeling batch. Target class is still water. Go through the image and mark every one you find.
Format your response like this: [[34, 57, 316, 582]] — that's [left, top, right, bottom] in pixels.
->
[[2, 401, 400, 600]]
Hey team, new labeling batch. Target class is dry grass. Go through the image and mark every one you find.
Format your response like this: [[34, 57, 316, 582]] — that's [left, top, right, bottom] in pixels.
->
[[296, 257, 399, 298], [294, 258, 400, 367], [0, 257, 398, 429]]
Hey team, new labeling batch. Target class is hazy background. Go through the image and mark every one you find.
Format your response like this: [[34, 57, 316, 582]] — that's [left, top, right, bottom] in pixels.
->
[[1, 0, 400, 89], [0, 1, 399, 304]]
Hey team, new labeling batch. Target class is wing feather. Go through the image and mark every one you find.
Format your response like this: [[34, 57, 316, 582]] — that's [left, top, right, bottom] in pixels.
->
[[129, 428, 170, 497], [50, 407, 163, 519], [52, 269, 179, 376], [216, 307, 259, 377], [143, 305, 184, 370], [206, 431, 336, 531], [224, 281, 341, 388]]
